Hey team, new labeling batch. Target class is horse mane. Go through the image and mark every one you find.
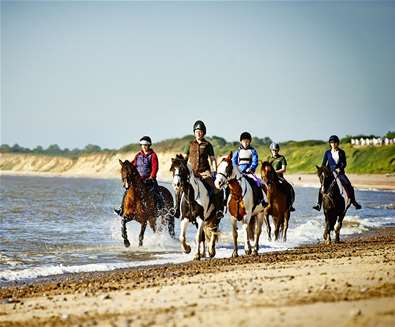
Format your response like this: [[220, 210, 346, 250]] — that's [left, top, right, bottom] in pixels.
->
[[261, 161, 279, 183]]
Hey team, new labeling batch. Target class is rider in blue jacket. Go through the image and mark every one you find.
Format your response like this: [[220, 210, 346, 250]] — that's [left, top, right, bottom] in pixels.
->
[[313, 135, 362, 211], [232, 132, 259, 174]]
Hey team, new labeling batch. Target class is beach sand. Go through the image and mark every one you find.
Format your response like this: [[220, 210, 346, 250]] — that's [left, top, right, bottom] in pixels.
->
[[1, 228, 394, 327]]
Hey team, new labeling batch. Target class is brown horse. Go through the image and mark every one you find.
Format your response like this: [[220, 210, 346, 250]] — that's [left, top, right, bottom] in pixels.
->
[[260, 161, 292, 242], [118, 159, 175, 247]]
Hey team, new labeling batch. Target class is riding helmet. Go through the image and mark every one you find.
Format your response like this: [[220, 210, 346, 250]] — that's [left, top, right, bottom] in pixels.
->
[[139, 136, 152, 145], [193, 120, 206, 135], [240, 131, 252, 142], [328, 135, 340, 143], [270, 142, 280, 150]]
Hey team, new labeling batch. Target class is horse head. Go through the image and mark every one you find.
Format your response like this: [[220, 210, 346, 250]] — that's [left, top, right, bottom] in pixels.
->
[[316, 165, 334, 193], [119, 159, 140, 189], [261, 161, 278, 185], [170, 154, 190, 191], [215, 151, 234, 190]]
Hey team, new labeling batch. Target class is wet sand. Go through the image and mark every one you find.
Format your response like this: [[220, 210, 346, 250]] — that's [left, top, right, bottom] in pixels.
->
[[1, 228, 395, 327]]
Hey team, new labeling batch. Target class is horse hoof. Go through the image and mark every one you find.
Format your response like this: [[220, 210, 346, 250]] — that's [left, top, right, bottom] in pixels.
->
[[232, 251, 239, 258], [183, 245, 191, 254], [124, 240, 130, 248], [138, 241, 143, 247], [245, 248, 252, 256], [252, 250, 258, 256], [209, 249, 216, 258], [193, 254, 201, 261]]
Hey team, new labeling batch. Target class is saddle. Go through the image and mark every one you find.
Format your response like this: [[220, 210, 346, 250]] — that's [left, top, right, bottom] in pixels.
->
[[244, 175, 264, 211]]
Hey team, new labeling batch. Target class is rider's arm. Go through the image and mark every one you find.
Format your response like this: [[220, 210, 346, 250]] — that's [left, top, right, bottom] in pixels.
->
[[321, 150, 328, 167], [337, 149, 347, 171], [231, 151, 239, 167], [249, 149, 259, 172], [276, 156, 287, 174], [183, 144, 190, 162], [207, 143, 217, 173], [150, 152, 159, 179]]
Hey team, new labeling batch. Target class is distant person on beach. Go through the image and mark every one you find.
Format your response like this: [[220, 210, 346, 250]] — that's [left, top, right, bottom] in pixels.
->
[[114, 136, 163, 216], [268, 142, 295, 211], [183, 120, 224, 219], [313, 135, 362, 211]]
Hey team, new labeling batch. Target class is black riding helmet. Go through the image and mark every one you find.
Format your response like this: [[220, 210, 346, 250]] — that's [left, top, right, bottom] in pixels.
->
[[240, 131, 252, 142], [139, 136, 152, 145], [328, 135, 340, 143], [193, 120, 206, 135]]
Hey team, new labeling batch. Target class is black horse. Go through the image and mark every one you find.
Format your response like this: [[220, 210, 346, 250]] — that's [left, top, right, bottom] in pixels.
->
[[316, 165, 348, 243]]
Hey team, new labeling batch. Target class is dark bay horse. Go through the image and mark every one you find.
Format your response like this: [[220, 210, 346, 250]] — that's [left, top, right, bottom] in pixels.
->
[[170, 154, 219, 260], [260, 161, 292, 242], [118, 159, 175, 247], [316, 165, 347, 243]]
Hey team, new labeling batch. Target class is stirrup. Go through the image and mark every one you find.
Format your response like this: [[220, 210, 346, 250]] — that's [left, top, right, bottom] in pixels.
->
[[312, 204, 321, 211], [216, 210, 224, 219], [290, 206, 295, 212], [113, 208, 122, 216], [354, 202, 362, 210]]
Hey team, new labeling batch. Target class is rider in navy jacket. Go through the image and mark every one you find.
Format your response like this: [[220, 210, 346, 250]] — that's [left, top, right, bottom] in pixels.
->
[[313, 135, 361, 211]]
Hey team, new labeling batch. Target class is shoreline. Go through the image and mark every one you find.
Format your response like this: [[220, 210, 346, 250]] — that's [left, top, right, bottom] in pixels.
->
[[2, 170, 395, 190], [1, 227, 394, 326]]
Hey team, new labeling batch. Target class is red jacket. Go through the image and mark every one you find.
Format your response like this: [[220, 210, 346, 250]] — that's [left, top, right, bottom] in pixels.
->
[[131, 149, 159, 180]]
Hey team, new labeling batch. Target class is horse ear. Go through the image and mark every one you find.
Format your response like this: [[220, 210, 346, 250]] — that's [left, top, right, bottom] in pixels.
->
[[119, 159, 123, 166], [315, 165, 320, 170]]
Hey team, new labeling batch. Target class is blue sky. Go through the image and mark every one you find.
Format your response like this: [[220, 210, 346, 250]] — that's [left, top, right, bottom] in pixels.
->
[[2, 0, 395, 149]]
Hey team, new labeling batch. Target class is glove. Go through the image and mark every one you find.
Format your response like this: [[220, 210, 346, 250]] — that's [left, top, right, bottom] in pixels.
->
[[245, 168, 253, 174]]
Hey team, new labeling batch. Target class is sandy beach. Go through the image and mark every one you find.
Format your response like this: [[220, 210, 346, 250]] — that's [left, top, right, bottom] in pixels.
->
[[1, 227, 394, 327]]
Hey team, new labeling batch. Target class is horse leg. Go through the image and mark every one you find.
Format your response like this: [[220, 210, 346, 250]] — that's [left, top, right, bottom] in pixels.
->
[[208, 228, 216, 258], [179, 218, 191, 254], [138, 221, 147, 247], [282, 211, 289, 242], [121, 218, 130, 248], [264, 212, 272, 242], [167, 213, 176, 239], [335, 214, 344, 243], [193, 217, 204, 260], [231, 217, 239, 258], [243, 218, 252, 255], [253, 214, 264, 256], [274, 218, 280, 241]]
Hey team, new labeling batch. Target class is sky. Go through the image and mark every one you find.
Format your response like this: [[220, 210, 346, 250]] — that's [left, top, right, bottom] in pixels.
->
[[1, 0, 395, 149]]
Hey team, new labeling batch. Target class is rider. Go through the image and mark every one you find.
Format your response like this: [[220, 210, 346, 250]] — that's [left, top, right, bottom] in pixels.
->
[[114, 136, 164, 216], [184, 120, 224, 219], [268, 142, 295, 212], [232, 131, 266, 206], [313, 135, 362, 211], [232, 132, 259, 175]]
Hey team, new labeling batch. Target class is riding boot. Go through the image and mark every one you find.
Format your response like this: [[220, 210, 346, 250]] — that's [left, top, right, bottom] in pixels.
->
[[348, 187, 362, 209], [313, 192, 322, 211], [114, 190, 127, 216], [214, 190, 224, 219]]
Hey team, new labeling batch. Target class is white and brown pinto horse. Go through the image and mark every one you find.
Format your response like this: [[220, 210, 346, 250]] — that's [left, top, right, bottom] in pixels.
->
[[215, 152, 266, 257], [170, 155, 219, 260]]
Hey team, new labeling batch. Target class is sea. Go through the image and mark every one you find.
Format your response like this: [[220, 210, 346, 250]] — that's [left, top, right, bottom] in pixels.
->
[[0, 175, 394, 285]]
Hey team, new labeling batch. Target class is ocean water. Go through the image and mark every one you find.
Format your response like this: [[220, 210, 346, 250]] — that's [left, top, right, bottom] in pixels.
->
[[0, 175, 394, 284]]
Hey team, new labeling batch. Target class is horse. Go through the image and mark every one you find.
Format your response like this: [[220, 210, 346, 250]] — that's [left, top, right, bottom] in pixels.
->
[[316, 165, 348, 243], [118, 159, 175, 247], [170, 154, 219, 260], [215, 152, 265, 257], [260, 161, 293, 242]]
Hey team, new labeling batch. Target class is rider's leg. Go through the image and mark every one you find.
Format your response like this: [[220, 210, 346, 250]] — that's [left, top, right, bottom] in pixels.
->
[[313, 191, 322, 211], [114, 190, 127, 216], [338, 174, 361, 209]]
